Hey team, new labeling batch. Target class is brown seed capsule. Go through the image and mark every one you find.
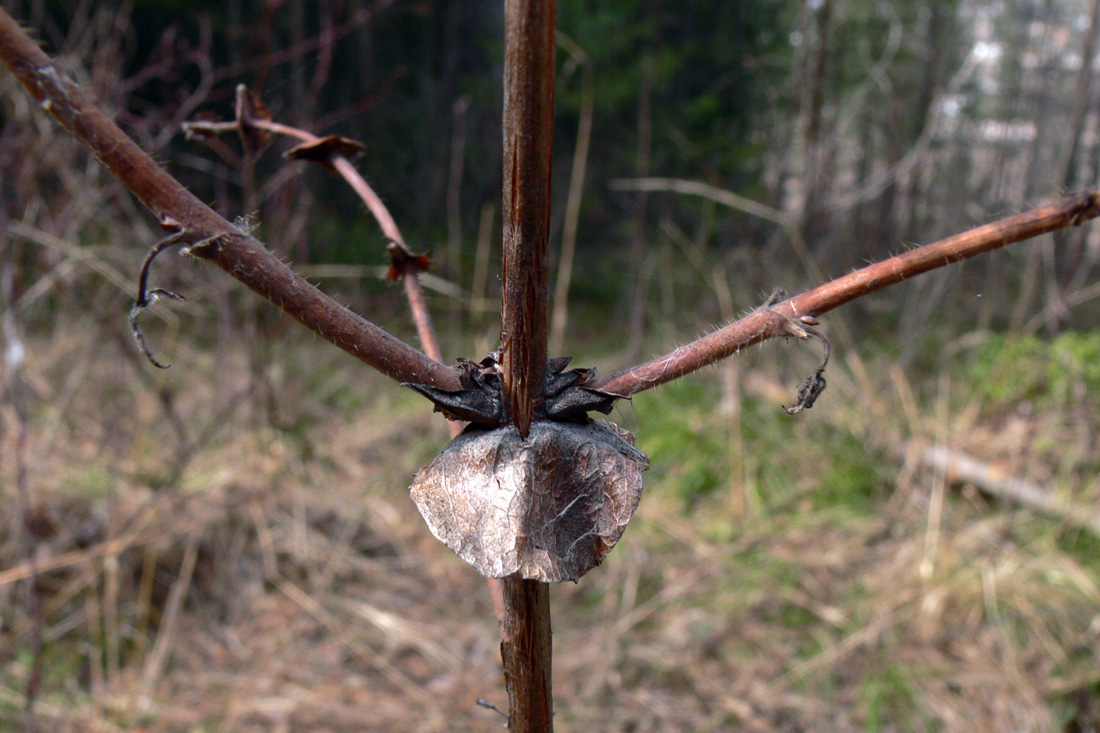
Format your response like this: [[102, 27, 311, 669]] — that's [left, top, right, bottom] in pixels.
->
[[409, 420, 649, 582]]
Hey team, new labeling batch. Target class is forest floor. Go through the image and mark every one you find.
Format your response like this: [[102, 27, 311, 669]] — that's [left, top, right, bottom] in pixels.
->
[[2, 310, 1100, 732]]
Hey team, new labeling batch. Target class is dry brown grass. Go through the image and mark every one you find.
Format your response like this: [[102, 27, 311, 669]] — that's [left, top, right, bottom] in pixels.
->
[[4, 5, 1100, 729], [2, 317, 1099, 732]]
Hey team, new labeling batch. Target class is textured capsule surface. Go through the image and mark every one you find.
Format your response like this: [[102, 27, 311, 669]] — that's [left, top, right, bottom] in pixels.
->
[[409, 420, 648, 582]]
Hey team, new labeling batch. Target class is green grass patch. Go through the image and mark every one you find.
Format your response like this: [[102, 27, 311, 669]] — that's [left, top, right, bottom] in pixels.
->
[[967, 331, 1100, 408], [811, 430, 891, 511], [633, 377, 731, 506], [1055, 526, 1100, 576], [859, 664, 927, 732]]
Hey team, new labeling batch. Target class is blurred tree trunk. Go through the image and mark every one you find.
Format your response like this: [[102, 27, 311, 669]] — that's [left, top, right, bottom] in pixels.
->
[[770, 0, 812, 224], [900, 2, 950, 244], [1023, 0, 1059, 200], [625, 50, 654, 362], [1054, 0, 1100, 296], [1059, 0, 1100, 190], [798, 0, 832, 251]]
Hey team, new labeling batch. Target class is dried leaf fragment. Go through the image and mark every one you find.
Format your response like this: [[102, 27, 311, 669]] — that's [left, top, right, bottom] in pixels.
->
[[383, 240, 431, 281], [409, 420, 649, 582], [283, 135, 364, 172], [404, 353, 621, 427], [234, 84, 272, 154]]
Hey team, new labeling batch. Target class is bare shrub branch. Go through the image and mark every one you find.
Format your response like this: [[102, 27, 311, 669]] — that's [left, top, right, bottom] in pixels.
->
[[183, 85, 449, 367], [0, 10, 460, 390], [593, 191, 1100, 397]]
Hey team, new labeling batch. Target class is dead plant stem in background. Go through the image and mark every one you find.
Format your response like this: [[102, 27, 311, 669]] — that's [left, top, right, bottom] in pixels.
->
[[2, 269, 42, 732], [181, 104, 453, 404], [549, 37, 593, 355]]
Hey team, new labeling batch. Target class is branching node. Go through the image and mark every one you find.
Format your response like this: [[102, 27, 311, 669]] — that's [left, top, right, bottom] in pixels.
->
[[783, 322, 831, 416]]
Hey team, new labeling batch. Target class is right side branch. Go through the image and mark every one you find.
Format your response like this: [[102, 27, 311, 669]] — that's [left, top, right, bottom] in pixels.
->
[[592, 191, 1100, 397]]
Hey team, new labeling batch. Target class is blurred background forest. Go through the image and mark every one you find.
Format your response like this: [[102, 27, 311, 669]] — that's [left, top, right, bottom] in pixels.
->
[[2, 0, 1100, 731]]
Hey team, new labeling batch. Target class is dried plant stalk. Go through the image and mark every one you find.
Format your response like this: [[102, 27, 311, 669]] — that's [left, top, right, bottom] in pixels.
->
[[0, 10, 459, 391], [497, 0, 558, 729], [593, 191, 1100, 397]]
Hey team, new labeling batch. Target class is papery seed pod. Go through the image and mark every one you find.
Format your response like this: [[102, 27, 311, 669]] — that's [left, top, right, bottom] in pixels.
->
[[409, 420, 648, 582]]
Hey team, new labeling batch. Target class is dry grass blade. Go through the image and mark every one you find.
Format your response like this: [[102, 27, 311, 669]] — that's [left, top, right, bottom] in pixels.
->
[[139, 530, 200, 702], [9, 222, 134, 300], [770, 603, 921, 691], [275, 578, 437, 709], [0, 520, 200, 588]]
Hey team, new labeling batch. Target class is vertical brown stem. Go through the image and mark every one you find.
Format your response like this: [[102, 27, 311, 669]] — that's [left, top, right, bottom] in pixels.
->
[[499, 1, 556, 731], [500, 0, 555, 439], [500, 576, 553, 731]]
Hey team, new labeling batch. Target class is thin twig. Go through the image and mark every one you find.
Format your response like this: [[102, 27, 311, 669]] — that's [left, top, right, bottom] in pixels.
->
[[139, 531, 199, 703], [0, 520, 201, 589], [592, 191, 1100, 397], [609, 176, 814, 274]]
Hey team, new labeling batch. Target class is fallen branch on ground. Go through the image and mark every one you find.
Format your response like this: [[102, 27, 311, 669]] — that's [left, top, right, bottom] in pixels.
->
[[919, 444, 1100, 538]]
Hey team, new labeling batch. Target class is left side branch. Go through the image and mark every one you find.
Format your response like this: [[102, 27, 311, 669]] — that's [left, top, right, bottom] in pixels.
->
[[0, 9, 460, 390]]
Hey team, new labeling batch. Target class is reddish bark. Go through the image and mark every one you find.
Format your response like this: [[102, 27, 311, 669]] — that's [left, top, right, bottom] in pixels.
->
[[0, 11, 459, 391], [497, 1, 557, 730], [593, 191, 1100, 397]]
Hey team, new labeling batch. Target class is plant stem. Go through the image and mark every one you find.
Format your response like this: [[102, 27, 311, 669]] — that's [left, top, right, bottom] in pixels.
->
[[592, 191, 1100, 397], [500, 576, 553, 731], [0, 9, 459, 391], [498, 1, 556, 730], [500, 0, 555, 439]]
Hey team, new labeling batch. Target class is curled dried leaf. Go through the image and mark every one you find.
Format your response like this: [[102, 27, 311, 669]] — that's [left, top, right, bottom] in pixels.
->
[[283, 135, 364, 172], [781, 321, 830, 415], [409, 420, 649, 582], [384, 240, 431, 281], [405, 352, 621, 426], [540, 356, 617, 421], [405, 354, 505, 425]]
